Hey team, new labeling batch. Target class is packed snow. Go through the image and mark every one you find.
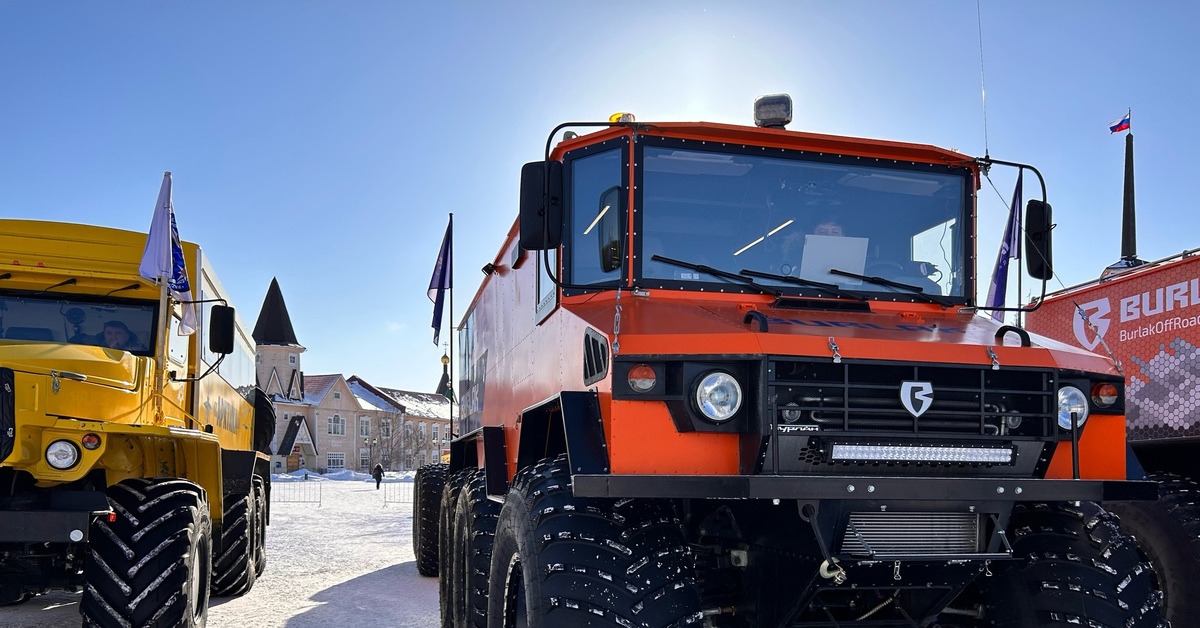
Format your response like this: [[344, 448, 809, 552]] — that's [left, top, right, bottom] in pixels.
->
[[0, 474, 439, 627]]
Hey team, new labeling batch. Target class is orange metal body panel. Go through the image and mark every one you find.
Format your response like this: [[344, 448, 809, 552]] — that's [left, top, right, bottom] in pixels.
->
[[607, 400, 739, 475], [1043, 415, 1127, 479]]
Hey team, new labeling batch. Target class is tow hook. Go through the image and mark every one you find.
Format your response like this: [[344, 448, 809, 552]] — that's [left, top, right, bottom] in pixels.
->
[[818, 557, 847, 584]]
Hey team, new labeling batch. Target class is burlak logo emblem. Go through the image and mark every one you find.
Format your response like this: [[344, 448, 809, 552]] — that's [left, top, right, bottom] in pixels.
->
[[900, 381, 933, 418], [1072, 298, 1111, 351]]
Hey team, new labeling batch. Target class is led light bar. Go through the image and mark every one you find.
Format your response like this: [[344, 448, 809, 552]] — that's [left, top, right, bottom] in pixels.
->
[[830, 444, 1014, 464]]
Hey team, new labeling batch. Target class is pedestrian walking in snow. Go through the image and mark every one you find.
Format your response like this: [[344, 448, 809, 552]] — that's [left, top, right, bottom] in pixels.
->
[[372, 463, 384, 489]]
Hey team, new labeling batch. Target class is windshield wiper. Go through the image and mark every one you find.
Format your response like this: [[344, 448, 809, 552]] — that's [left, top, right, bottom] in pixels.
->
[[34, 278, 77, 295], [651, 255, 780, 296], [829, 268, 953, 307], [739, 269, 866, 301], [105, 283, 141, 297]]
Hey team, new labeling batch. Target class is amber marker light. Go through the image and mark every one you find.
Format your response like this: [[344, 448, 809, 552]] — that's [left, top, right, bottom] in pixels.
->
[[1091, 383, 1119, 408], [81, 433, 102, 450], [627, 364, 657, 393]]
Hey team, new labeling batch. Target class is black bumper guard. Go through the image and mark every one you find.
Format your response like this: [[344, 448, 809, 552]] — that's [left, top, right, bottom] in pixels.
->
[[571, 474, 1158, 502]]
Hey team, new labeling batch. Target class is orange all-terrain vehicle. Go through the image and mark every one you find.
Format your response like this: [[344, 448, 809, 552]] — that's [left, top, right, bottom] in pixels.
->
[[413, 96, 1164, 627]]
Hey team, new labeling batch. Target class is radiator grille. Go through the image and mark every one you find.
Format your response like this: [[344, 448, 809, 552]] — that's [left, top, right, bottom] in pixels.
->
[[771, 359, 1056, 438], [839, 512, 980, 557]]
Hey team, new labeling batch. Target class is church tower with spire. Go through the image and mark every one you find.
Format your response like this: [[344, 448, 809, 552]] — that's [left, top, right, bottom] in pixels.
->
[[253, 277, 304, 400], [253, 277, 318, 472]]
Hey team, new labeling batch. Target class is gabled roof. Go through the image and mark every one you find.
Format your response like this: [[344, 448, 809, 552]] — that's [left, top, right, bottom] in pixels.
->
[[346, 376, 406, 414], [302, 374, 340, 405], [276, 415, 319, 456], [378, 387, 450, 420], [252, 277, 301, 346]]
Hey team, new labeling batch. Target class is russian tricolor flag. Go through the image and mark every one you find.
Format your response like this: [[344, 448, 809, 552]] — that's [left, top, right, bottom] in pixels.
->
[[1109, 112, 1131, 134]]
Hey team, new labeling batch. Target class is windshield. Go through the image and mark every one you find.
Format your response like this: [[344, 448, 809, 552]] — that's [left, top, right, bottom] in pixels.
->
[[633, 142, 970, 300], [0, 292, 156, 354]]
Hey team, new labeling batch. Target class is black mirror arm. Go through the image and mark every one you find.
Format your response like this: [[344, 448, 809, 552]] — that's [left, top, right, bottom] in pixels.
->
[[973, 157, 1052, 319]]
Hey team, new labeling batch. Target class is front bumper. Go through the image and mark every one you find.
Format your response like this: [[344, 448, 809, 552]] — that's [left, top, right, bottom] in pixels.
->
[[572, 474, 1158, 502], [0, 510, 107, 543]]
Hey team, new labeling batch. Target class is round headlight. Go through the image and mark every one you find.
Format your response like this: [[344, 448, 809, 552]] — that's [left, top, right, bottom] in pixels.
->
[[1057, 386, 1090, 430], [46, 440, 81, 470], [695, 372, 742, 423]]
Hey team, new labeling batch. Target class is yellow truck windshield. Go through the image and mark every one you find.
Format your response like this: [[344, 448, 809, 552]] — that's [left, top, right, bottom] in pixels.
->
[[0, 292, 155, 354]]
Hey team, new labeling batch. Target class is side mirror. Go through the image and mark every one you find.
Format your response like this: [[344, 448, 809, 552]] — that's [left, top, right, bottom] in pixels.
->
[[209, 305, 235, 355], [1025, 200, 1053, 280], [596, 186, 623, 273], [518, 160, 564, 250]]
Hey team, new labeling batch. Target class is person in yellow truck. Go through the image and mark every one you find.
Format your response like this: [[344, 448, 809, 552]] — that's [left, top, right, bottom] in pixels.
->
[[101, 320, 146, 351]]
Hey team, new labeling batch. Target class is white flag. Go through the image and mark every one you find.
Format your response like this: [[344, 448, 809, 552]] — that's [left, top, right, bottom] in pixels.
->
[[138, 172, 198, 335]]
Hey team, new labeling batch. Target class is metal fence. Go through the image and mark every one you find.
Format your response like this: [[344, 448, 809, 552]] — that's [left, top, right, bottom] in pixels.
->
[[270, 481, 323, 506], [383, 481, 413, 506]]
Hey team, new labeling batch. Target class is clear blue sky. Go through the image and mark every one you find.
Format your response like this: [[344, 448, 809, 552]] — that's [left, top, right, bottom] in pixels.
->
[[2, 2, 1196, 392]]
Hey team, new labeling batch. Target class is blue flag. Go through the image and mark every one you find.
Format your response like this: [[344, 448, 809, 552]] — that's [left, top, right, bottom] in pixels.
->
[[428, 216, 453, 345], [138, 172, 197, 335], [985, 171, 1023, 321]]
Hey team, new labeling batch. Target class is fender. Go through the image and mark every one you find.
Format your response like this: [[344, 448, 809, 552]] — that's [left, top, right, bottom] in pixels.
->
[[502, 391, 609, 492]]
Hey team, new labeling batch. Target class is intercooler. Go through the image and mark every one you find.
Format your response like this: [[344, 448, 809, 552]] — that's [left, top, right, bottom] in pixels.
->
[[838, 511, 981, 557]]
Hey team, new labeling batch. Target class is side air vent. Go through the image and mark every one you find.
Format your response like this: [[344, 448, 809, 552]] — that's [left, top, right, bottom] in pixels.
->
[[583, 329, 610, 386]]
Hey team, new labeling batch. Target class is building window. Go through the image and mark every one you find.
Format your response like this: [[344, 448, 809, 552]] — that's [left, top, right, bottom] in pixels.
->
[[327, 453, 345, 470], [359, 417, 370, 437], [329, 415, 345, 435], [333, 391, 341, 399], [433, 424, 440, 442], [381, 419, 391, 438], [360, 454, 370, 471], [420, 422, 427, 439], [288, 353, 297, 365], [382, 450, 391, 464]]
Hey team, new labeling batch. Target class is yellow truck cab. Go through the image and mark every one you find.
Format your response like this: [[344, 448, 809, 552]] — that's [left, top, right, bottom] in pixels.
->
[[0, 219, 272, 626]]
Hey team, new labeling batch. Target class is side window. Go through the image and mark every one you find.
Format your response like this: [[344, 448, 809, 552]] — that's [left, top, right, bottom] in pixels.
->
[[567, 147, 625, 287]]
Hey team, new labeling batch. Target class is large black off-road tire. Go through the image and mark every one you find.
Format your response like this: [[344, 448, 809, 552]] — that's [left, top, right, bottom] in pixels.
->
[[210, 491, 256, 597], [486, 455, 702, 628], [0, 592, 34, 606], [414, 463, 448, 577], [979, 501, 1164, 627], [252, 475, 268, 577], [452, 468, 500, 627], [1106, 473, 1200, 627], [82, 478, 213, 628], [439, 469, 469, 628]]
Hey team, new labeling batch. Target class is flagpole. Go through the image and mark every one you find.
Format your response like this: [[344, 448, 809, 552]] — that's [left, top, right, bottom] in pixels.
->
[[151, 171, 173, 427], [153, 279, 169, 425], [448, 213, 455, 440], [1016, 172, 1024, 327]]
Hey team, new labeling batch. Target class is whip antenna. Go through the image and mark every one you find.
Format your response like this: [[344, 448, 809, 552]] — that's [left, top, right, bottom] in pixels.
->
[[976, 0, 990, 158]]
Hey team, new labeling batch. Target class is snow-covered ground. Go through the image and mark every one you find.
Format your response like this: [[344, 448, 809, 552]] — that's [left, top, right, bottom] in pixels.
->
[[0, 474, 439, 627]]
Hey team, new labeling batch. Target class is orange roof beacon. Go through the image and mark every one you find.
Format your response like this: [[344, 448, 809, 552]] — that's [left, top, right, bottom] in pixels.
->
[[413, 95, 1163, 627]]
